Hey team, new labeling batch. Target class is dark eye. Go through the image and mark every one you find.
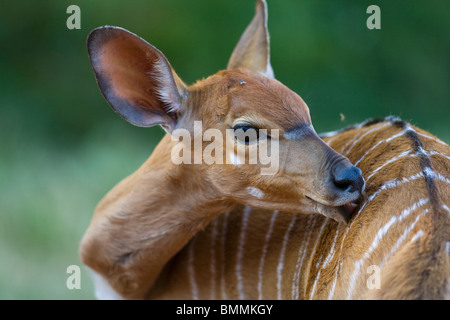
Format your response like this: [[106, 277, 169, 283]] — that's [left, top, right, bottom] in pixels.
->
[[233, 124, 260, 144]]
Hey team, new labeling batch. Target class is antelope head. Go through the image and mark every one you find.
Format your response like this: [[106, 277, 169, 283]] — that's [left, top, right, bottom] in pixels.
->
[[87, 0, 364, 223]]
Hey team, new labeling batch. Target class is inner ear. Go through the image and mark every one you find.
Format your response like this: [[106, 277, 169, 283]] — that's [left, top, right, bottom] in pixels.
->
[[88, 26, 186, 128]]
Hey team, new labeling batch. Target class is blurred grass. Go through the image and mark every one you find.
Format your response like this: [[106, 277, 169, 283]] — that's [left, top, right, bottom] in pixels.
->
[[0, 0, 448, 299], [0, 123, 163, 299]]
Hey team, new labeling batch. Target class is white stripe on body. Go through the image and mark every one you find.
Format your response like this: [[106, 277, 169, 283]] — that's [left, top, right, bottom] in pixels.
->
[[346, 199, 429, 299], [291, 215, 315, 299], [188, 236, 199, 300], [308, 218, 329, 300], [220, 212, 230, 300], [209, 217, 219, 299], [236, 206, 252, 300], [355, 129, 409, 166], [344, 123, 390, 156], [379, 210, 428, 269], [258, 210, 279, 300], [277, 214, 297, 300]]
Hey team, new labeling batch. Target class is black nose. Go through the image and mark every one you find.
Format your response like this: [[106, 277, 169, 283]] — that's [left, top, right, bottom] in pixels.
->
[[332, 162, 364, 194]]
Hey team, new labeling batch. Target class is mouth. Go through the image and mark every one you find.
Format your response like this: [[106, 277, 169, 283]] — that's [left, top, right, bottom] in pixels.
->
[[340, 201, 359, 223], [305, 196, 360, 224]]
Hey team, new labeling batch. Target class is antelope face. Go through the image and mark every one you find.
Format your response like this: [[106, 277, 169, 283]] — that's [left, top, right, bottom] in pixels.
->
[[193, 68, 364, 223]]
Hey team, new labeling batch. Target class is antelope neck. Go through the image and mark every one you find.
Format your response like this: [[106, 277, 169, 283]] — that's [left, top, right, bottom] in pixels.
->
[[142, 142, 235, 223]]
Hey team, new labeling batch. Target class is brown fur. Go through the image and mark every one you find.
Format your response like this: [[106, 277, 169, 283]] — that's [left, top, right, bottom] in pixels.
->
[[80, 1, 449, 300], [148, 119, 450, 300], [80, 0, 364, 299]]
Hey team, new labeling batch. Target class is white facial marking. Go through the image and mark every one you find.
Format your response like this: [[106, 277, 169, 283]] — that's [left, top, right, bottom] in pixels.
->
[[247, 186, 264, 198], [229, 152, 241, 165]]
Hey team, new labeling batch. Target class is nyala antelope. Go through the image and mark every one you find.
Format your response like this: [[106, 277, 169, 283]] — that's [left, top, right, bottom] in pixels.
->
[[80, 0, 449, 299], [156, 117, 450, 300]]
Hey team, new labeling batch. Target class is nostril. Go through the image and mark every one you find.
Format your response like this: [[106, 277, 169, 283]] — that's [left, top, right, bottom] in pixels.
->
[[333, 164, 364, 194], [334, 178, 353, 192]]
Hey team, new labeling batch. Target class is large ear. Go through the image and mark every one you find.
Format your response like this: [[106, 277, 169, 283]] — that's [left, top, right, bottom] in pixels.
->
[[227, 0, 274, 78], [87, 26, 187, 130]]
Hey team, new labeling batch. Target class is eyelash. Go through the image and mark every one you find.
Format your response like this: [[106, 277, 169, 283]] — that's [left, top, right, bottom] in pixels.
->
[[233, 124, 269, 144]]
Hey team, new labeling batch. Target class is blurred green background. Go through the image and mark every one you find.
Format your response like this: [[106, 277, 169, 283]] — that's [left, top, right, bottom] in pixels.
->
[[0, 0, 448, 299]]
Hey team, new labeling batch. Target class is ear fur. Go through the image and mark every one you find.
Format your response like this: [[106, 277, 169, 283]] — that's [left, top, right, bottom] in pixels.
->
[[87, 26, 187, 130], [227, 0, 274, 78]]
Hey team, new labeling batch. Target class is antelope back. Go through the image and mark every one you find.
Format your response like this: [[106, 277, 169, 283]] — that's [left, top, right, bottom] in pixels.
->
[[147, 117, 450, 300]]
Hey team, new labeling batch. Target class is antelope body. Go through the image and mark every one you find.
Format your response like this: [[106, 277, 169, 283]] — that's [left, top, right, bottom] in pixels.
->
[[150, 117, 450, 300], [80, 0, 450, 300]]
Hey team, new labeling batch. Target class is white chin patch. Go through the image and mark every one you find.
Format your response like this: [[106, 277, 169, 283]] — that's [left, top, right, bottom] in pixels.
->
[[89, 269, 124, 300]]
